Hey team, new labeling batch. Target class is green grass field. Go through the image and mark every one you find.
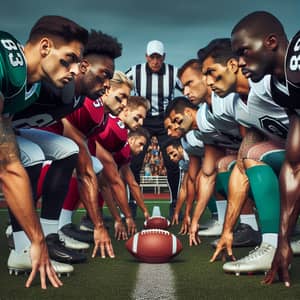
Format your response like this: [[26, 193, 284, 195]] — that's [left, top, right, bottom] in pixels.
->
[[0, 202, 300, 300]]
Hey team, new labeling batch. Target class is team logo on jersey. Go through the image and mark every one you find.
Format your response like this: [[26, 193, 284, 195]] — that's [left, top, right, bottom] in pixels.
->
[[259, 115, 288, 139], [117, 119, 125, 129], [285, 31, 300, 88]]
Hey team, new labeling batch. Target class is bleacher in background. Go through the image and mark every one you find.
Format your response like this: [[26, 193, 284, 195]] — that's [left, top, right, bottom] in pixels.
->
[[140, 175, 169, 194]]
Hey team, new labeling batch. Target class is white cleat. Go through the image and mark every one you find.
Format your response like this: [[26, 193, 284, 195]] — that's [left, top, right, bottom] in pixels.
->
[[198, 219, 223, 236], [58, 230, 90, 251], [223, 242, 276, 275], [291, 239, 300, 255], [7, 248, 74, 277]]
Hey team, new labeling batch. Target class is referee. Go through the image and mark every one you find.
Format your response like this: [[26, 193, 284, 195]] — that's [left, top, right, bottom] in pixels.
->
[[125, 40, 181, 219]]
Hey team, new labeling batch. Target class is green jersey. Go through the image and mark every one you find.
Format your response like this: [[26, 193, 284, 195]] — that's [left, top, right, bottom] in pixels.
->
[[0, 31, 40, 115]]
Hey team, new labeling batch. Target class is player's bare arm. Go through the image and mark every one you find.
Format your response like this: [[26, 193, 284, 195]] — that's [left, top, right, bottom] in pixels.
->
[[95, 140, 137, 235], [61, 118, 114, 258], [0, 95, 61, 289], [189, 145, 225, 246], [172, 172, 188, 225], [120, 164, 150, 220], [264, 114, 300, 287], [98, 174, 128, 240], [179, 155, 202, 234], [211, 128, 264, 262]]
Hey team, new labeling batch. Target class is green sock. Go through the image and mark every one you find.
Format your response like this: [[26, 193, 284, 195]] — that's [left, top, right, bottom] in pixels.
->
[[216, 171, 231, 197], [246, 165, 280, 234]]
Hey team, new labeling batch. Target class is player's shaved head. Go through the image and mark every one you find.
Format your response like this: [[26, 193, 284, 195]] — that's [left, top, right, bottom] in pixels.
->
[[232, 11, 286, 39]]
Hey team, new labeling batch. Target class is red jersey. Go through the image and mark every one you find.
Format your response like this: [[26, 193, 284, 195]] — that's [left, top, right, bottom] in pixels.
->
[[113, 142, 132, 168], [88, 114, 128, 156], [66, 97, 105, 137]]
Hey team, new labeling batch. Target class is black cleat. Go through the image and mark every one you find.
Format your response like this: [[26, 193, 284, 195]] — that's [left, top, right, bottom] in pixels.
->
[[46, 233, 87, 264], [211, 223, 262, 248], [60, 223, 94, 243]]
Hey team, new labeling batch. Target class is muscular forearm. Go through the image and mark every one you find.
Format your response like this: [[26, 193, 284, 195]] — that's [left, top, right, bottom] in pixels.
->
[[101, 187, 122, 222], [76, 147, 104, 230], [175, 173, 188, 214], [102, 167, 132, 218], [128, 182, 147, 213], [191, 170, 217, 225], [278, 160, 300, 241], [222, 164, 249, 233], [2, 161, 44, 243]]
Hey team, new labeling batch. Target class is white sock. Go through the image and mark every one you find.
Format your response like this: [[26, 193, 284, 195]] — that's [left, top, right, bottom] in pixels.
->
[[13, 231, 31, 253], [239, 214, 259, 231], [262, 233, 278, 248], [216, 200, 227, 224], [58, 209, 73, 230], [40, 218, 59, 236]]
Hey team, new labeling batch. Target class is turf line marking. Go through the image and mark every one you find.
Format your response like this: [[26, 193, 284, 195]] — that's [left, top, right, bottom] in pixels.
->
[[132, 263, 176, 300]]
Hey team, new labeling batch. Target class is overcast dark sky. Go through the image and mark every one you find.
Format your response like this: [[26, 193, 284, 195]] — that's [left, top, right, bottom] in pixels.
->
[[1, 0, 299, 71]]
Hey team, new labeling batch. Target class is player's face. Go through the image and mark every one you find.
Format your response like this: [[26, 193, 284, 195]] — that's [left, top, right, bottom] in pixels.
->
[[166, 145, 182, 163], [123, 106, 147, 130], [202, 56, 237, 97], [146, 53, 165, 73], [129, 136, 147, 155], [180, 67, 208, 105], [231, 29, 274, 82], [104, 84, 130, 115], [80, 56, 114, 99], [168, 110, 192, 136], [41, 39, 84, 88], [164, 117, 182, 138]]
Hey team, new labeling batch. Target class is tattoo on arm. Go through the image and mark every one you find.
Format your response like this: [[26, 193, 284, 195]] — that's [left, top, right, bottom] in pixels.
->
[[0, 116, 20, 170]]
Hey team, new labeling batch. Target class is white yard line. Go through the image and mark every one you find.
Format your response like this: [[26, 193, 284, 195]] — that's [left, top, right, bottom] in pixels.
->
[[132, 263, 176, 300]]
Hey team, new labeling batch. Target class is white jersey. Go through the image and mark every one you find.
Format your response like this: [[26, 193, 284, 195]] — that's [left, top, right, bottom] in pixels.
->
[[240, 76, 289, 143], [181, 131, 204, 157], [178, 149, 189, 172], [194, 93, 242, 150]]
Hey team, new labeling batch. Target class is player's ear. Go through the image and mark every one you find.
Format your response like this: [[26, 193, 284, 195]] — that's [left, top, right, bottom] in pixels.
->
[[227, 58, 239, 73], [79, 59, 89, 74], [40, 38, 52, 57], [264, 34, 278, 50]]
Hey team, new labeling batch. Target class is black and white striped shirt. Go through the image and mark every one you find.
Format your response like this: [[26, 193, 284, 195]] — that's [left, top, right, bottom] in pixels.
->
[[125, 63, 182, 117]]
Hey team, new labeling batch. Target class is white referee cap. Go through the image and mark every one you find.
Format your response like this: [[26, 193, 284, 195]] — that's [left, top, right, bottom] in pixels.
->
[[146, 40, 164, 56]]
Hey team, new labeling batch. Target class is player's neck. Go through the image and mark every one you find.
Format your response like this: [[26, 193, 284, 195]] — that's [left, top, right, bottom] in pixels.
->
[[24, 44, 42, 84]]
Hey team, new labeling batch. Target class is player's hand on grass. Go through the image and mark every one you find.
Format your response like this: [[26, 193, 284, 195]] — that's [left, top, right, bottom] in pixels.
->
[[143, 210, 150, 220], [210, 231, 235, 262], [26, 239, 62, 289], [262, 239, 292, 287], [179, 215, 190, 235], [114, 220, 128, 240], [125, 217, 137, 236], [189, 222, 201, 246], [93, 226, 115, 258]]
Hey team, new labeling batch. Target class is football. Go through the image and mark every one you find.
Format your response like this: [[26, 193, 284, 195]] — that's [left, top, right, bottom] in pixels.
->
[[144, 216, 170, 230], [125, 229, 182, 263]]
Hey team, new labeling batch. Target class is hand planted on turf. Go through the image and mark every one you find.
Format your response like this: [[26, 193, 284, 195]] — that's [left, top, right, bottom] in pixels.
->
[[93, 226, 115, 258], [210, 231, 235, 262], [171, 212, 179, 225], [114, 220, 128, 240], [26, 240, 62, 289], [125, 217, 137, 236], [189, 222, 201, 246], [179, 215, 191, 235], [262, 239, 292, 287], [143, 210, 150, 220]]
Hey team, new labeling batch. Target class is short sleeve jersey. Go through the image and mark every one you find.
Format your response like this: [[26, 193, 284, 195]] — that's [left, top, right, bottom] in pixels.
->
[[246, 76, 289, 142], [194, 93, 242, 150], [12, 80, 85, 129], [88, 114, 128, 156], [65, 97, 105, 137], [113, 142, 131, 168], [0, 31, 40, 115], [181, 131, 204, 157]]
